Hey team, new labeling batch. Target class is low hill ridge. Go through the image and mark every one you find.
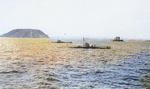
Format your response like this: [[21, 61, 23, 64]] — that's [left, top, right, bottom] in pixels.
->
[[0, 29, 49, 38]]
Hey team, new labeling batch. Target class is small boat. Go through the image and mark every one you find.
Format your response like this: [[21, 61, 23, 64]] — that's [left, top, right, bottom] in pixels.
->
[[53, 40, 72, 43], [113, 36, 124, 41]]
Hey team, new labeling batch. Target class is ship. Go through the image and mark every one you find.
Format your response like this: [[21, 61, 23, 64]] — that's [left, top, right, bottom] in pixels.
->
[[69, 38, 111, 49]]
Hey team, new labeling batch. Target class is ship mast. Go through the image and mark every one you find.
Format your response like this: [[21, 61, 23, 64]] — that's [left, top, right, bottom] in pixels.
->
[[83, 37, 85, 46]]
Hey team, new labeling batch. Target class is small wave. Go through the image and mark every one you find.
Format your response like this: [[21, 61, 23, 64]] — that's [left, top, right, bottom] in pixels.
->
[[46, 77, 60, 82], [0, 70, 25, 74], [49, 72, 58, 77], [140, 69, 150, 72], [95, 70, 105, 73]]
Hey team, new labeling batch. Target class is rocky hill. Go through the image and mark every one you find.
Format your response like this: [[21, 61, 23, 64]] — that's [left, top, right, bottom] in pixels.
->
[[0, 29, 49, 38]]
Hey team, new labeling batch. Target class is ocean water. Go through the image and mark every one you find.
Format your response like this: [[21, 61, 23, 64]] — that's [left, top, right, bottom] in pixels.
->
[[57, 52, 150, 89], [0, 51, 150, 89], [0, 38, 150, 89]]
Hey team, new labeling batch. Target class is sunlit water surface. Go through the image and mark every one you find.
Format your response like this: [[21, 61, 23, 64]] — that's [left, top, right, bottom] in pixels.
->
[[0, 39, 150, 89]]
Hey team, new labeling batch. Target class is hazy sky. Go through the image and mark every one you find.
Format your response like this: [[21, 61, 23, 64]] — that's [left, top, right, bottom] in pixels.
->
[[0, 0, 150, 39]]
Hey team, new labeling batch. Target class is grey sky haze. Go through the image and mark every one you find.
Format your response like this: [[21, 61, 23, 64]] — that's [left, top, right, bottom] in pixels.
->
[[0, 0, 150, 40]]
